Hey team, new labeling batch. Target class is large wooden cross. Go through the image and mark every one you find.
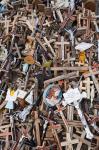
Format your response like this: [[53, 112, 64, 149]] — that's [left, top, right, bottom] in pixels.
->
[[55, 36, 70, 60], [73, 131, 92, 150]]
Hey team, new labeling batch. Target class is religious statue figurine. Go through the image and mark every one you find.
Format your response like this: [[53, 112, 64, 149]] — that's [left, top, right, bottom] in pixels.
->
[[79, 51, 86, 64], [5, 84, 18, 110], [75, 42, 94, 65]]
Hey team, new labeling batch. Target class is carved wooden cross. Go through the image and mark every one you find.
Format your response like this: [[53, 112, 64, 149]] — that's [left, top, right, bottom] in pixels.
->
[[55, 36, 70, 60]]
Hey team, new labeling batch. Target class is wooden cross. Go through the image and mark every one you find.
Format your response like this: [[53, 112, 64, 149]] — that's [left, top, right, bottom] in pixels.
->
[[79, 77, 93, 99], [77, 10, 92, 36], [60, 105, 77, 150], [43, 20, 52, 27], [0, 124, 12, 150], [43, 36, 56, 57], [61, 134, 79, 149], [55, 36, 70, 60], [35, 37, 52, 60], [84, 10, 92, 36], [67, 105, 74, 135], [73, 131, 91, 150], [76, 131, 86, 150], [57, 105, 75, 150], [43, 39, 55, 46]]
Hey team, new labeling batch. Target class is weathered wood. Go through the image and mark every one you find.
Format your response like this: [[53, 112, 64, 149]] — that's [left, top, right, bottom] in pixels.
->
[[76, 131, 86, 150], [50, 66, 89, 71], [0, 124, 11, 130], [34, 111, 41, 146], [73, 133, 91, 147], [0, 1, 99, 149], [67, 105, 74, 137], [48, 120, 83, 127], [61, 139, 79, 147], [52, 127, 62, 150], [15, 43, 21, 59], [43, 37, 56, 57], [83, 77, 93, 99], [0, 101, 7, 110], [0, 132, 12, 137], [89, 66, 99, 94], [35, 37, 47, 52], [44, 72, 78, 85], [83, 71, 99, 78]]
